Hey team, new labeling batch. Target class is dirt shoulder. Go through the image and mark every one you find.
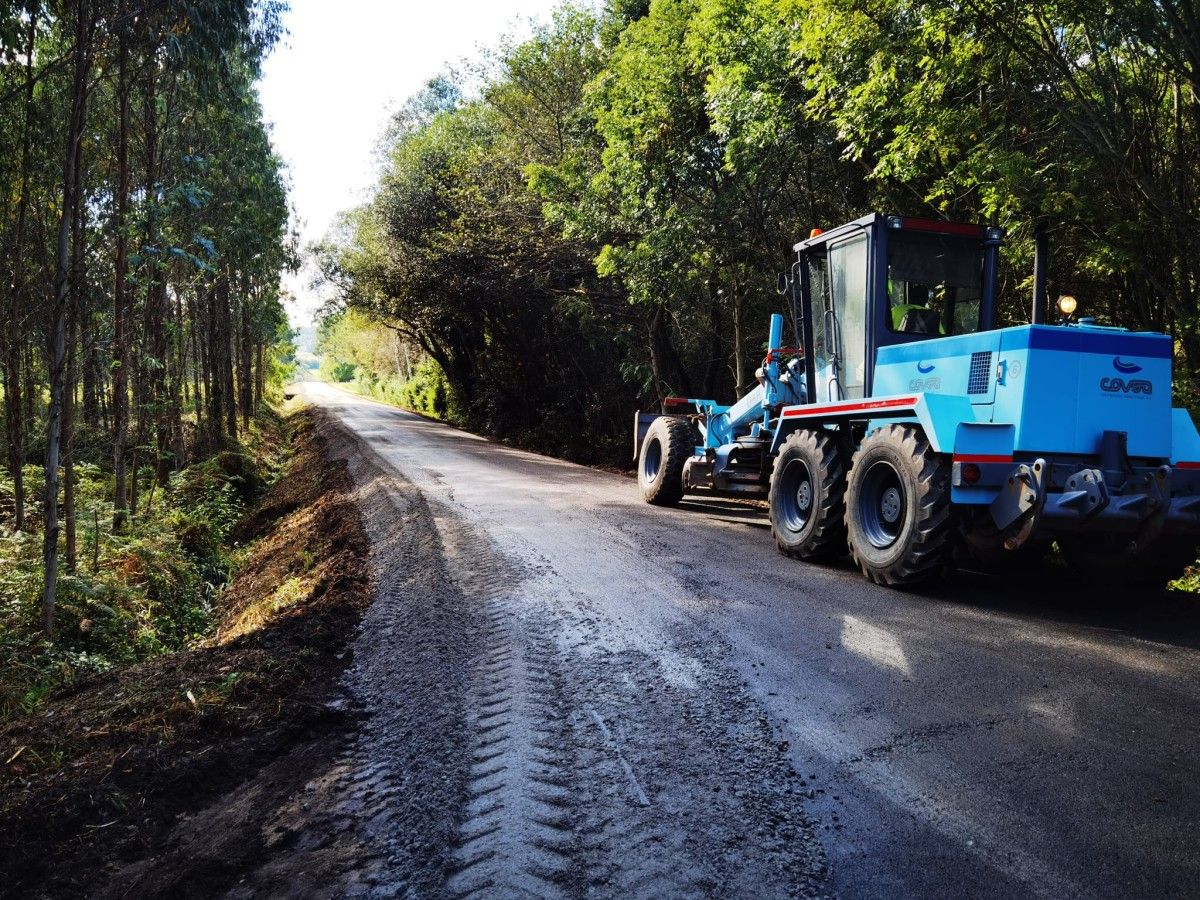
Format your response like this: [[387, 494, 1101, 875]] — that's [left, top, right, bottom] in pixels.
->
[[0, 407, 371, 898]]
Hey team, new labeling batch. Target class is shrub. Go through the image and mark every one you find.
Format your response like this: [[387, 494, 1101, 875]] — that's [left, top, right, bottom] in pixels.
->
[[0, 411, 285, 720], [399, 358, 454, 418]]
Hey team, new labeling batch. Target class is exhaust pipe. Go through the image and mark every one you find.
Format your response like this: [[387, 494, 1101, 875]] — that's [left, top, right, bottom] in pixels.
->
[[1031, 225, 1049, 325]]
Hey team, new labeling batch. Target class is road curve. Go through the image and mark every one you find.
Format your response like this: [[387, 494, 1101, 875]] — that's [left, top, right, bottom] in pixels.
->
[[302, 380, 1200, 899]]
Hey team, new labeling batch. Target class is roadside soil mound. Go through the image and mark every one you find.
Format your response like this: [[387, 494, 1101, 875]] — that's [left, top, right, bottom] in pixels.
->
[[0, 407, 371, 898]]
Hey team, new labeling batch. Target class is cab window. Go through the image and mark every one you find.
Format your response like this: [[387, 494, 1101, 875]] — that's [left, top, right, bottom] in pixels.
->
[[829, 234, 868, 399], [887, 232, 984, 336]]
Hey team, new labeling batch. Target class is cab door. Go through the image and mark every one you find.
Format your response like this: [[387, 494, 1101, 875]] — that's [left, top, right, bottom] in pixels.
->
[[803, 231, 871, 404]]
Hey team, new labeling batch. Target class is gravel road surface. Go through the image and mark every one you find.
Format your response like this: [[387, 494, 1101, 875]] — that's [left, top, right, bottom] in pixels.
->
[[298, 381, 1200, 899]]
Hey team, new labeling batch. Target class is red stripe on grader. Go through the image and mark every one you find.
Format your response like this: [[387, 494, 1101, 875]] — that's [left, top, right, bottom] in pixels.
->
[[780, 396, 918, 419], [1176, 461, 1200, 469], [953, 454, 1014, 464]]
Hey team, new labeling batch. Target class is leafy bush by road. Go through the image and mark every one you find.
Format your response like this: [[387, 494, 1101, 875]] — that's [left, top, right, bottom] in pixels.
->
[[0, 412, 290, 721]]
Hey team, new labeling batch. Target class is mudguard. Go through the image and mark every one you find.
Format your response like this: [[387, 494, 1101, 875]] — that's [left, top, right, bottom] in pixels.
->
[[771, 392, 978, 455]]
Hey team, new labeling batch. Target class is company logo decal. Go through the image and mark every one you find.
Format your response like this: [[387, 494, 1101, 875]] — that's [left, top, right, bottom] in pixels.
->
[[917, 361, 936, 374], [1100, 377, 1152, 396], [908, 376, 941, 392], [1112, 357, 1142, 374]]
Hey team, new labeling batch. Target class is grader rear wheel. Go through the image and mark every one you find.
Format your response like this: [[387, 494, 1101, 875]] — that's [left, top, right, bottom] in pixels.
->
[[846, 424, 955, 586], [769, 428, 847, 560]]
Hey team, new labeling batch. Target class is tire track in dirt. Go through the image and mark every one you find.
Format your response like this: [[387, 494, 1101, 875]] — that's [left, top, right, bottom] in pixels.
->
[[433, 514, 578, 899], [426, 507, 826, 899], [246, 421, 484, 898]]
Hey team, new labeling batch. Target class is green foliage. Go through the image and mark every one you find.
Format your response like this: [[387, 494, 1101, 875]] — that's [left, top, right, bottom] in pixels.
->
[[323, 360, 356, 383], [0, 413, 286, 720], [1170, 564, 1200, 594], [313, 7, 643, 463], [315, 308, 455, 416], [397, 358, 452, 418], [786, 0, 1200, 337]]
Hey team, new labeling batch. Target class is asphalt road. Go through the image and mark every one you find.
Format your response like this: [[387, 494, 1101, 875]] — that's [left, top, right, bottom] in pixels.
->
[[302, 381, 1200, 899]]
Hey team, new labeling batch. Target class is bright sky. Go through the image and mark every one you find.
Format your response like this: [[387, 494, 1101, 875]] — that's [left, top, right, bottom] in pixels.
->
[[258, 0, 563, 332]]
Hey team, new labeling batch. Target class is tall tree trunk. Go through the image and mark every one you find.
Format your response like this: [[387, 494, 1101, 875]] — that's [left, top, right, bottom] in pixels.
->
[[647, 303, 691, 403], [99, 364, 110, 432], [171, 288, 185, 470], [130, 342, 145, 518], [44, 0, 93, 637], [2, 332, 22, 532], [703, 287, 723, 399], [142, 66, 171, 487], [81, 310, 97, 429], [239, 288, 252, 430], [64, 303, 78, 575], [206, 278, 225, 449], [254, 341, 264, 411], [5, 6, 38, 532], [188, 289, 204, 443], [65, 150, 85, 575], [221, 275, 237, 440], [112, 8, 131, 531], [730, 273, 746, 397], [23, 341, 35, 429]]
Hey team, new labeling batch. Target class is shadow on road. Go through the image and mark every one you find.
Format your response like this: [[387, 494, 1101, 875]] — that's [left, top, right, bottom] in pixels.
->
[[677, 491, 1200, 652], [679, 496, 771, 528], [927, 566, 1200, 652]]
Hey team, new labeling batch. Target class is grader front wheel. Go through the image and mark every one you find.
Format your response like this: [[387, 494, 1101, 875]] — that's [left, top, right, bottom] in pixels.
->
[[638, 416, 693, 506]]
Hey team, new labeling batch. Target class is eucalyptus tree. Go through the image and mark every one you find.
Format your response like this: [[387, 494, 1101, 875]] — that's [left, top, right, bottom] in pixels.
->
[[0, 0, 292, 636], [39, 0, 93, 632]]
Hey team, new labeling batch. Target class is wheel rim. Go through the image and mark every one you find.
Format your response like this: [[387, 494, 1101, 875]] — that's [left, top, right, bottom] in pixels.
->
[[643, 438, 663, 482], [779, 458, 815, 532], [857, 459, 906, 548]]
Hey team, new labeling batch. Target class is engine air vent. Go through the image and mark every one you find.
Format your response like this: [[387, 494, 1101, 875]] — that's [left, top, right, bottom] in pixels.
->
[[967, 351, 994, 395]]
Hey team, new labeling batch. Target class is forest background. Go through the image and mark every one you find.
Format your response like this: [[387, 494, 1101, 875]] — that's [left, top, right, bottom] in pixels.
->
[[316, 0, 1200, 469], [0, 0, 294, 715]]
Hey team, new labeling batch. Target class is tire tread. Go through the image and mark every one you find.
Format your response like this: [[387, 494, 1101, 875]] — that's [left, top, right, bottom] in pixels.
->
[[639, 416, 693, 506], [846, 424, 954, 586], [769, 429, 848, 560]]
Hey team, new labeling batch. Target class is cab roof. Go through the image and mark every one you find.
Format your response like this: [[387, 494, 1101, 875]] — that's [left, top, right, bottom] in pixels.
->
[[793, 212, 989, 253]]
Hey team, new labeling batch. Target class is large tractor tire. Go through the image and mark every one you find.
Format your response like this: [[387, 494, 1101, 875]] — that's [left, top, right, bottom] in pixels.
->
[[846, 424, 955, 586], [638, 416, 692, 506], [769, 428, 848, 560], [1058, 534, 1198, 588]]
